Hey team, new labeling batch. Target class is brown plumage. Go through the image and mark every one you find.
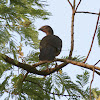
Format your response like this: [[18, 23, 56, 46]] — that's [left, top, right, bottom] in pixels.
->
[[39, 25, 62, 61]]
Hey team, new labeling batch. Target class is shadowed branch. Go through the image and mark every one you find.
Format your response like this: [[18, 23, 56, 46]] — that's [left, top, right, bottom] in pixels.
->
[[1, 53, 100, 76]]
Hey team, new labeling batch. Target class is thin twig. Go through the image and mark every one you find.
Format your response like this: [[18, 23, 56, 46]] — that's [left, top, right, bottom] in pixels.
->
[[75, 0, 82, 11], [89, 59, 100, 99], [89, 62, 96, 100], [83, 11, 100, 63], [67, 0, 73, 8], [94, 60, 100, 66], [89, 57, 100, 100], [76, 11, 100, 16], [68, 0, 75, 59], [90, 69, 100, 75], [89, 67, 95, 100]]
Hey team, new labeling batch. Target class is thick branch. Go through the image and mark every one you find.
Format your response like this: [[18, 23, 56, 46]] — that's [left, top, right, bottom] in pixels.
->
[[1, 53, 100, 76], [56, 59, 100, 71], [0, 53, 68, 76], [83, 11, 100, 63]]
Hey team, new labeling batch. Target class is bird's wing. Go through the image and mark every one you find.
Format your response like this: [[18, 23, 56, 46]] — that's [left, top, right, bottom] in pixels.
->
[[40, 35, 62, 55]]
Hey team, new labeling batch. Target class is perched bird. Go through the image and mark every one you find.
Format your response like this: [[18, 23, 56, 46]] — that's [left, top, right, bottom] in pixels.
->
[[39, 25, 62, 62]]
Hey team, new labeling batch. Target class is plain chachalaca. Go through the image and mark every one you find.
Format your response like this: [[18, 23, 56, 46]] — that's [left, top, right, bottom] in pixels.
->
[[39, 25, 62, 62]]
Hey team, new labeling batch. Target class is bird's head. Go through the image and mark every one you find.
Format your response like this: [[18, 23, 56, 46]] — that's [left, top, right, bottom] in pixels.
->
[[39, 25, 54, 35]]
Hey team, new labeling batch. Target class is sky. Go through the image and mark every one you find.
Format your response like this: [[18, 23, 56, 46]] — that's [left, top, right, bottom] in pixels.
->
[[35, 0, 100, 99]]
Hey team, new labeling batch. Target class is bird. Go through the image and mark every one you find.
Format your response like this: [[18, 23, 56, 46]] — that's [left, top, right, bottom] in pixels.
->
[[39, 25, 62, 62]]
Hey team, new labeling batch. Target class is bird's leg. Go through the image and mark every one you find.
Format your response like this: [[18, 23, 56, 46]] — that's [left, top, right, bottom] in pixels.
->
[[55, 62, 58, 67], [55, 62, 58, 73]]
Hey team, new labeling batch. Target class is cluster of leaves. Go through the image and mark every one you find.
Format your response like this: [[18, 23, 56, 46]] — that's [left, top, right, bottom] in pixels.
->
[[0, 0, 49, 75], [92, 88, 100, 100], [61, 55, 85, 62], [0, 0, 50, 99], [0, 70, 96, 100], [0, 0, 50, 54]]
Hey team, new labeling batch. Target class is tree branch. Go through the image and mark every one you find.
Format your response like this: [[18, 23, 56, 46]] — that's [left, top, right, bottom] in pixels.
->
[[68, 0, 75, 59], [89, 59, 100, 100], [0, 53, 68, 76], [94, 60, 100, 65], [75, 0, 82, 11], [56, 59, 100, 71], [83, 11, 100, 63], [56, 59, 100, 75], [1, 53, 100, 76], [67, 0, 73, 8], [76, 11, 100, 15], [90, 64, 95, 100]]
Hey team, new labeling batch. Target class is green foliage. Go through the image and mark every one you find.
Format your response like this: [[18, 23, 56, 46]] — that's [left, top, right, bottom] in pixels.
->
[[0, 68, 98, 100], [11, 74, 52, 100], [0, 54, 12, 77], [0, 0, 50, 57], [0, 75, 11, 96], [0, 1, 49, 95], [72, 55, 85, 62], [62, 55, 85, 62], [0, 61, 12, 77], [0, 0, 51, 99], [53, 73, 86, 100], [92, 88, 100, 100], [25, 51, 39, 63], [76, 70, 89, 88]]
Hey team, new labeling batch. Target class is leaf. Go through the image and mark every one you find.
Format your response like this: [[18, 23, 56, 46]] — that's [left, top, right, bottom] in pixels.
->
[[0, 75, 11, 96], [92, 90, 97, 99], [58, 69, 62, 74], [9, 40, 17, 59], [76, 70, 89, 87]]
